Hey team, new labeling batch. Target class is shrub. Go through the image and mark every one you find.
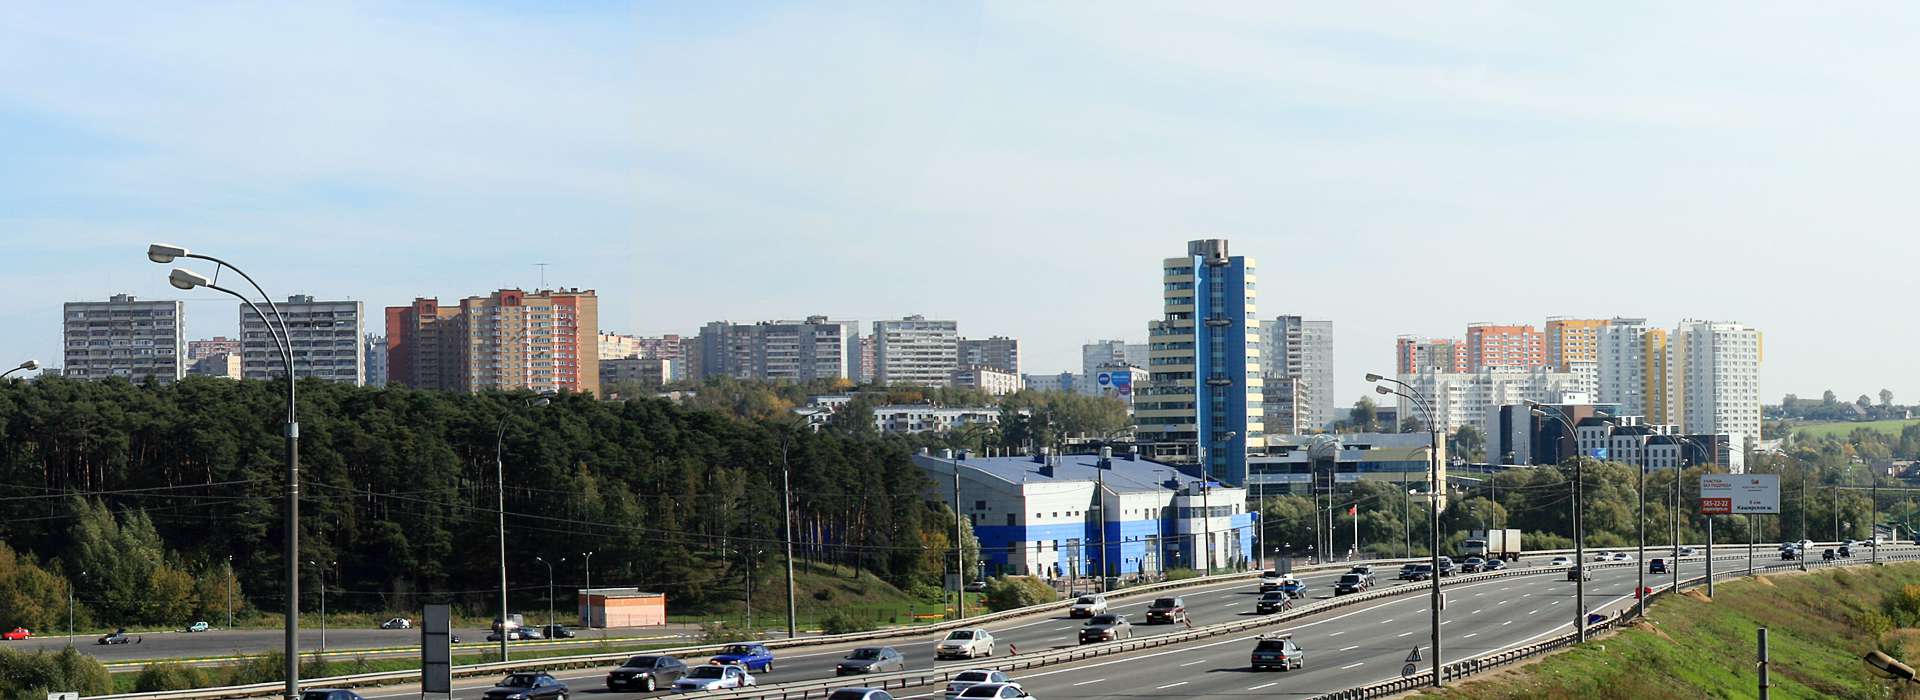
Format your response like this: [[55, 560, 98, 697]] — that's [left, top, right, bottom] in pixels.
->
[[821, 609, 875, 635], [981, 576, 1055, 612], [698, 621, 738, 644], [135, 661, 208, 692], [813, 588, 836, 602], [1855, 610, 1894, 641], [1164, 568, 1202, 582], [1885, 584, 1920, 627], [0, 647, 112, 700], [220, 651, 284, 686]]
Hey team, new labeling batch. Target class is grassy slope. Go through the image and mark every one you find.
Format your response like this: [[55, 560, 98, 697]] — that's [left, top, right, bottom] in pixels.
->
[[667, 561, 982, 631], [1795, 418, 1920, 440], [1416, 563, 1920, 700]]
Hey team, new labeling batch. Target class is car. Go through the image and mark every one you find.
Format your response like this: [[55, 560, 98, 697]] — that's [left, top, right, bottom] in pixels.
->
[[671, 664, 755, 693], [518, 626, 545, 640], [964, 581, 987, 593], [300, 690, 369, 700], [1822, 548, 1837, 561], [1839, 545, 1855, 558], [1068, 594, 1108, 618], [486, 630, 525, 642], [1400, 564, 1434, 581], [1593, 551, 1613, 562], [836, 646, 906, 676], [1548, 556, 1572, 567], [829, 689, 896, 700], [1649, 558, 1668, 574], [935, 628, 994, 659], [97, 629, 132, 645], [1610, 553, 1633, 562], [1781, 548, 1799, 560], [1078, 614, 1133, 644], [1435, 556, 1458, 577], [483, 672, 568, 700], [1460, 557, 1486, 573], [1483, 558, 1507, 571], [944, 670, 1017, 700], [1249, 634, 1304, 671], [710, 643, 775, 672], [1334, 573, 1368, 595], [539, 624, 575, 639], [1396, 563, 1422, 579], [1273, 576, 1307, 598], [1566, 566, 1591, 582], [187, 621, 209, 633], [606, 655, 687, 692], [380, 617, 412, 630], [1349, 565, 1378, 584], [2, 628, 29, 641], [1259, 569, 1287, 591], [1145, 597, 1188, 624], [1677, 546, 1698, 557], [1255, 591, 1291, 614], [954, 682, 1032, 699]]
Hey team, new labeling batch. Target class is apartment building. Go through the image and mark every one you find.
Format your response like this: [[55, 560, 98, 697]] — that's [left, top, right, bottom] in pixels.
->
[[873, 315, 959, 387], [385, 289, 600, 395], [1464, 323, 1546, 370], [239, 295, 364, 385], [950, 365, 1023, 396], [958, 336, 1022, 375], [1261, 315, 1334, 432], [693, 316, 856, 382], [1137, 239, 1263, 485], [62, 294, 186, 384], [187, 336, 241, 362], [1396, 367, 1584, 434], [1395, 336, 1468, 374], [1545, 318, 1610, 371], [1670, 320, 1764, 446], [188, 352, 240, 379], [1596, 318, 1671, 426], [364, 335, 388, 387]]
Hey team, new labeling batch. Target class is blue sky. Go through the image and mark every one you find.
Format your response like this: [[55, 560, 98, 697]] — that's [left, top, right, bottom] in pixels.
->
[[2, 3, 1916, 404]]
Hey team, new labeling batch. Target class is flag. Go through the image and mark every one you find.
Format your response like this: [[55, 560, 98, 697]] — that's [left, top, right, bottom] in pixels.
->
[[1347, 504, 1357, 516]]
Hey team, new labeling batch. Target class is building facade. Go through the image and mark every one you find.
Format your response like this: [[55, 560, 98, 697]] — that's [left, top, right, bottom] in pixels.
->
[[958, 336, 1021, 375], [1395, 336, 1468, 375], [1596, 318, 1671, 426], [950, 366, 1023, 396], [1670, 320, 1763, 447], [1545, 318, 1610, 371], [1261, 315, 1334, 432], [1464, 323, 1546, 370], [872, 404, 1000, 434], [1137, 239, 1263, 485], [385, 288, 599, 395], [693, 316, 856, 382], [188, 352, 241, 379], [364, 334, 388, 387], [62, 294, 186, 384], [598, 332, 644, 360], [601, 357, 674, 387], [239, 295, 364, 385], [186, 336, 241, 363], [1396, 367, 1584, 434], [873, 315, 959, 387]]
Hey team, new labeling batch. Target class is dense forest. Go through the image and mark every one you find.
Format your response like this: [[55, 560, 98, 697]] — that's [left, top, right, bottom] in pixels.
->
[[0, 376, 967, 631]]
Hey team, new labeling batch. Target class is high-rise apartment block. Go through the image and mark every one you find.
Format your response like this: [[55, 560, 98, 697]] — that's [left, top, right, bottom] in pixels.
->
[[1397, 367, 1584, 434], [873, 315, 959, 387], [1261, 316, 1334, 433], [1596, 318, 1670, 426], [1395, 336, 1468, 375], [239, 295, 364, 385], [364, 334, 388, 387], [854, 335, 876, 383], [187, 336, 241, 362], [1671, 320, 1763, 446], [1138, 239, 1262, 485], [188, 352, 241, 379], [599, 332, 644, 360], [384, 288, 600, 395], [1545, 318, 1610, 370], [957, 336, 1021, 374], [601, 356, 673, 387], [693, 316, 856, 382], [1464, 323, 1546, 370], [62, 294, 186, 384]]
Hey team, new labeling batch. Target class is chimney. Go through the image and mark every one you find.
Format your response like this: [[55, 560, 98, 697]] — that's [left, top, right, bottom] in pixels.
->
[[940, 449, 955, 460], [1098, 446, 1113, 469], [1126, 447, 1140, 461], [957, 449, 971, 461], [918, 447, 930, 456]]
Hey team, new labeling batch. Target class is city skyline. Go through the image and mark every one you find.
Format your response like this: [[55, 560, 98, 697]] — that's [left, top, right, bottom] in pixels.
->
[[2, 4, 1911, 403]]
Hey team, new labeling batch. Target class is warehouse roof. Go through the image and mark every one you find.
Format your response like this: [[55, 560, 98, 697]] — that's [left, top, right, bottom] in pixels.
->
[[913, 451, 1219, 494]]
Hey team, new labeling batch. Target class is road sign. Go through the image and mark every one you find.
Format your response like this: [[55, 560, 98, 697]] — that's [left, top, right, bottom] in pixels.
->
[[1700, 474, 1780, 514], [422, 604, 452, 697], [1406, 646, 1422, 662]]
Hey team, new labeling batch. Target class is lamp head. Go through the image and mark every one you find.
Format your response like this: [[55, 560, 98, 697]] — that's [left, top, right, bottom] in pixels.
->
[[17, 360, 37, 371], [168, 268, 210, 290], [1364, 373, 1383, 382], [147, 243, 188, 264], [1374, 385, 1392, 396], [1865, 650, 1917, 681], [1529, 409, 1548, 418]]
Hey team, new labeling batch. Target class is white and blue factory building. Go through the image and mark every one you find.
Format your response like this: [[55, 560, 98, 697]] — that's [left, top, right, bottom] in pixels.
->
[[913, 447, 1253, 580]]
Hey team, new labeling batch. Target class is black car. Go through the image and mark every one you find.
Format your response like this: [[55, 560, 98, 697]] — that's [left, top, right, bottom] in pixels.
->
[[483, 672, 568, 700], [1145, 597, 1187, 624], [1333, 573, 1368, 595], [1400, 564, 1434, 581], [97, 629, 132, 645], [540, 624, 576, 639], [301, 691, 368, 700], [1460, 557, 1486, 573], [1781, 548, 1799, 560], [1483, 558, 1507, 571], [1839, 545, 1854, 558], [606, 655, 686, 692], [1435, 557, 1458, 577], [1822, 548, 1837, 561], [835, 646, 906, 675], [1255, 591, 1290, 614]]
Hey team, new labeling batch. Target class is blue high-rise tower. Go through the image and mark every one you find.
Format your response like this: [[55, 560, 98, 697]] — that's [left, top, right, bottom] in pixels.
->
[[1139, 239, 1263, 485]]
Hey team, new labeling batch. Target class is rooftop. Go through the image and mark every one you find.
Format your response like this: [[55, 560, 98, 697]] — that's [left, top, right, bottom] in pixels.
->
[[913, 451, 1212, 494]]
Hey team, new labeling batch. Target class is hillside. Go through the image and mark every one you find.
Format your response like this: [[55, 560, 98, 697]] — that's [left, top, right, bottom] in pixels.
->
[[1795, 418, 1920, 441], [1417, 563, 1920, 700]]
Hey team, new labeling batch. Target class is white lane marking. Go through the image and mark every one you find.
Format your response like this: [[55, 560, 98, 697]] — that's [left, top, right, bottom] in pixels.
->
[[1441, 620, 1452, 625], [1072, 678, 1105, 686], [1156, 681, 1189, 690], [1529, 609, 1539, 615], [1053, 626, 1070, 630], [1179, 659, 1207, 667], [1339, 645, 1359, 651], [1248, 682, 1278, 690], [1397, 632, 1412, 638], [1464, 633, 1479, 639], [1502, 620, 1512, 626], [1329, 631, 1344, 637], [1380, 619, 1394, 624], [1341, 662, 1365, 669]]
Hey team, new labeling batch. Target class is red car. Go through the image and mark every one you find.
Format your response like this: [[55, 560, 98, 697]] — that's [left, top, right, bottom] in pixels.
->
[[2, 628, 30, 641]]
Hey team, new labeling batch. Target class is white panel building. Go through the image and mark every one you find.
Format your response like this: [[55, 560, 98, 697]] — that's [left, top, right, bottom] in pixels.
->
[[874, 315, 959, 386], [241, 296, 365, 385], [62, 294, 186, 384], [1670, 320, 1763, 447], [1398, 367, 1584, 434]]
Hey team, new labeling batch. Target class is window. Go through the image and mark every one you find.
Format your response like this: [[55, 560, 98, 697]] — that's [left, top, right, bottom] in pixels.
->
[[975, 500, 987, 511]]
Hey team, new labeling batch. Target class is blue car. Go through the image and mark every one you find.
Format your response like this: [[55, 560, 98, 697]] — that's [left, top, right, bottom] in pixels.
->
[[1275, 579, 1307, 599], [710, 643, 775, 672]]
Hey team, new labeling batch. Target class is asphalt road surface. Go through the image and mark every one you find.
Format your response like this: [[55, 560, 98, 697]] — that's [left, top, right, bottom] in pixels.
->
[[0, 626, 682, 665]]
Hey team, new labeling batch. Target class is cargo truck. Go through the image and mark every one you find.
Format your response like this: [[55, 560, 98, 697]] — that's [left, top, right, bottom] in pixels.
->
[[1464, 529, 1522, 562]]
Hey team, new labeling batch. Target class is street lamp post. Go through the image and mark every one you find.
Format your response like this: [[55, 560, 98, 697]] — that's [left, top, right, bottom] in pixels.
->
[[307, 560, 333, 654], [779, 426, 799, 638], [1529, 405, 1598, 640], [581, 551, 598, 640], [494, 394, 551, 661], [1, 360, 37, 379], [535, 556, 563, 632], [69, 569, 84, 647], [1368, 374, 1442, 687], [148, 243, 301, 700]]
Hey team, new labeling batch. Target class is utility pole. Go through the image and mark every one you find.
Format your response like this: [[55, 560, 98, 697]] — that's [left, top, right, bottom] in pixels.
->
[[953, 459, 966, 619], [581, 551, 597, 641], [1097, 458, 1109, 591], [1757, 627, 1771, 700], [225, 557, 233, 630], [781, 430, 798, 638]]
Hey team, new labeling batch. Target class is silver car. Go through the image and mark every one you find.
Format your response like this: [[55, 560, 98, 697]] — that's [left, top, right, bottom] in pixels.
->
[[1068, 595, 1107, 618], [935, 629, 994, 659], [956, 683, 1033, 699], [671, 665, 754, 693], [945, 670, 1016, 700]]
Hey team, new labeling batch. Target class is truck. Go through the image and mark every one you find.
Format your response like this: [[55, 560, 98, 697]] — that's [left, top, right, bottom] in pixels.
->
[[1464, 529, 1522, 562]]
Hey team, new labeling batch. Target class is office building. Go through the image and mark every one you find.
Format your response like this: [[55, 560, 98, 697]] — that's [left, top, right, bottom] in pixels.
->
[[693, 316, 856, 382], [873, 315, 959, 386], [1138, 239, 1263, 485], [1396, 367, 1584, 435], [385, 288, 600, 395], [914, 448, 1253, 577], [1464, 323, 1546, 370], [188, 352, 241, 380], [1485, 402, 1623, 465], [1670, 320, 1764, 447], [950, 365, 1023, 396], [364, 335, 388, 387], [187, 336, 241, 362], [958, 336, 1021, 374], [1262, 316, 1334, 432], [1545, 318, 1610, 371], [1249, 434, 1445, 505], [62, 294, 186, 384], [1596, 318, 1671, 426], [1395, 336, 1468, 375], [239, 295, 364, 385]]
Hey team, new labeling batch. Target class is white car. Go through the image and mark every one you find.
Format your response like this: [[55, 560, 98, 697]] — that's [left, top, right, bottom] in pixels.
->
[[935, 629, 994, 659], [945, 670, 1017, 700], [1068, 595, 1107, 618], [955, 682, 1033, 699], [1548, 556, 1572, 567], [1610, 553, 1633, 562], [380, 618, 412, 630], [672, 664, 755, 693], [1593, 552, 1613, 562]]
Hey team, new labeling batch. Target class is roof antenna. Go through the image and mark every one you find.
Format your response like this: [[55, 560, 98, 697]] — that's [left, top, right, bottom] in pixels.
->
[[535, 262, 549, 289]]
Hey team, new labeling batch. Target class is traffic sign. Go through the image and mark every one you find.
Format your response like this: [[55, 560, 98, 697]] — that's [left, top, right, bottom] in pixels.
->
[[1700, 474, 1780, 514]]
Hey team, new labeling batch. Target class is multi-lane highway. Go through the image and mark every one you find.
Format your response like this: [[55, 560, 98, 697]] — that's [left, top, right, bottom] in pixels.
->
[[0, 626, 685, 665]]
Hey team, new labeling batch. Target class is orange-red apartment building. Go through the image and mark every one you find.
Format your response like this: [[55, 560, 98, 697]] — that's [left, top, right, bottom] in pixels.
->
[[385, 288, 600, 396]]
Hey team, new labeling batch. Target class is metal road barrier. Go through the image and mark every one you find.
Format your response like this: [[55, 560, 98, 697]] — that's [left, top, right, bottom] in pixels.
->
[[1306, 544, 1920, 700]]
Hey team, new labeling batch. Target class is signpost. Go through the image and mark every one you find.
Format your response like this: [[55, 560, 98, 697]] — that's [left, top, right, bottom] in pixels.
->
[[1702, 475, 1780, 596], [422, 604, 452, 700]]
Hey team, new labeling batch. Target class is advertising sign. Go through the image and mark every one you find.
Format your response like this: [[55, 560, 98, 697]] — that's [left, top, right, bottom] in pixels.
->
[[1699, 474, 1780, 514], [1111, 371, 1133, 397], [422, 604, 452, 696]]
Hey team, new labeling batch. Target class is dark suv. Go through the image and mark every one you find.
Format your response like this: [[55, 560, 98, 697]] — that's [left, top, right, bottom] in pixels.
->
[[1333, 573, 1368, 595], [1146, 597, 1188, 624], [606, 655, 687, 692]]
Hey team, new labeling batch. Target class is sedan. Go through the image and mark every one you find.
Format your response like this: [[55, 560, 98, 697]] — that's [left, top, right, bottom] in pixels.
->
[[835, 647, 906, 676], [1333, 573, 1368, 595], [1078, 615, 1133, 644], [1548, 556, 1572, 567], [1459, 557, 1486, 573], [935, 629, 994, 659], [380, 618, 412, 630], [1593, 552, 1613, 562], [830, 690, 896, 700], [672, 664, 755, 693], [97, 629, 132, 645], [955, 683, 1033, 699], [1483, 559, 1507, 571], [606, 655, 686, 693], [301, 690, 369, 700], [2, 628, 29, 641], [1610, 553, 1633, 562], [945, 670, 1017, 700], [482, 672, 568, 700]]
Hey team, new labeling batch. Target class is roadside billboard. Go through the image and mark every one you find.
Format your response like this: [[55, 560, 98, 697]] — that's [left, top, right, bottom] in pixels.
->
[[1699, 474, 1780, 514]]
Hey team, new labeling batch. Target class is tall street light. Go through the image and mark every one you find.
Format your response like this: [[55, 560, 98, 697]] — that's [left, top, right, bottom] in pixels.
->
[[1366, 373, 1442, 687], [495, 393, 552, 661], [1529, 406, 1597, 640], [1, 359, 38, 379], [778, 422, 800, 637], [148, 243, 302, 700], [307, 560, 334, 653], [535, 556, 564, 632], [581, 551, 597, 641]]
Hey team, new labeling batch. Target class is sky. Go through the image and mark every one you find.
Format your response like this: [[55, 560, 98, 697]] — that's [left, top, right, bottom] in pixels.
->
[[2, 3, 1917, 406]]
